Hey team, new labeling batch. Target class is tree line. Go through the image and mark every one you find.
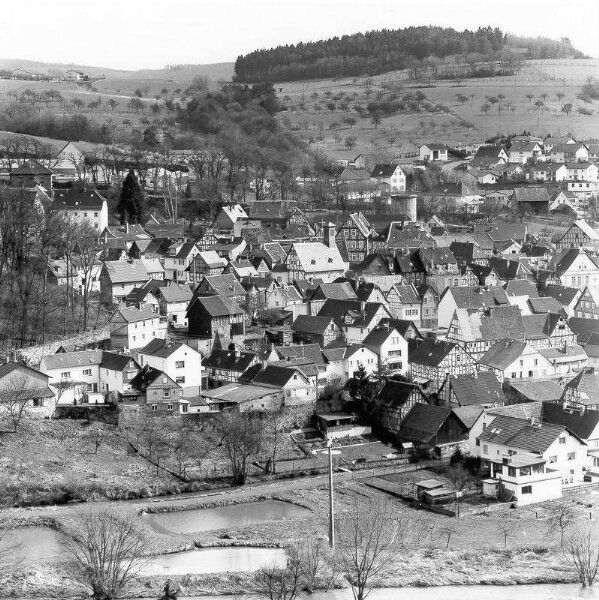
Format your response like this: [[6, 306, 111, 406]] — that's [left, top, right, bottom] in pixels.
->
[[234, 26, 584, 82]]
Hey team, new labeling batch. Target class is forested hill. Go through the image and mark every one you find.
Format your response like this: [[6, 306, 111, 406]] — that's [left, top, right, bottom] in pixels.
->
[[233, 26, 585, 83]]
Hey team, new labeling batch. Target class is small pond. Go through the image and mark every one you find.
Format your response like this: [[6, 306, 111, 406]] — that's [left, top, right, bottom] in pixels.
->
[[145, 499, 311, 535], [141, 546, 287, 575], [0, 526, 67, 564]]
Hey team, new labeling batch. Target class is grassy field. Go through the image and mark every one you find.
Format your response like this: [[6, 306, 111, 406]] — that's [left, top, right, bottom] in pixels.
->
[[275, 59, 599, 164]]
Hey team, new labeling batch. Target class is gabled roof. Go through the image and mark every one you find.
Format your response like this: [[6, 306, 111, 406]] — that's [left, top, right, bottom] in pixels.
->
[[542, 401, 599, 440], [379, 318, 421, 339], [156, 283, 193, 303], [103, 259, 148, 284], [479, 338, 527, 370], [548, 249, 598, 277], [528, 297, 565, 315], [389, 283, 420, 304], [317, 299, 389, 329], [542, 285, 580, 306], [100, 352, 139, 371], [11, 159, 53, 175], [203, 348, 256, 372], [111, 306, 157, 324], [443, 372, 505, 406], [275, 343, 326, 366], [569, 318, 599, 344], [507, 380, 563, 402], [308, 282, 357, 302], [194, 250, 228, 269], [289, 242, 346, 273], [399, 403, 464, 444], [39, 350, 104, 370], [408, 338, 457, 367], [199, 274, 245, 297], [53, 188, 106, 209], [452, 305, 525, 342], [292, 315, 336, 335], [422, 143, 448, 151], [370, 164, 402, 178], [443, 286, 509, 310], [243, 364, 307, 388], [130, 365, 180, 392], [488, 257, 529, 280], [187, 294, 244, 317], [504, 280, 538, 298], [363, 325, 400, 348], [344, 212, 373, 238], [139, 338, 186, 358], [452, 405, 484, 429], [513, 187, 550, 204], [478, 414, 574, 454], [376, 380, 425, 409]]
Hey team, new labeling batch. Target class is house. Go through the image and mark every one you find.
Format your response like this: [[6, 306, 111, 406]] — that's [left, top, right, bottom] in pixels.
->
[[306, 282, 357, 315], [476, 414, 587, 497], [336, 212, 376, 264], [98, 353, 141, 395], [374, 380, 428, 435], [546, 249, 599, 288], [437, 285, 508, 329], [9, 160, 53, 190], [343, 345, 379, 378], [399, 403, 470, 457], [565, 162, 598, 182], [129, 366, 185, 413], [0, 362, 54, 417], [471, 145, 508, 169], [137, 339, 202, 396], [550, 142, 589, 162], [573, 287, 599, 320], [291, 315, 341, 346], [488, 256, 531, 282], [195, 274, 246, 305], [203, 347, 258, 386], [317, 299, 392, 344], [541, 285, 582, 317], [187, 250, 228, 281], [213, 204, 248, 237], [187, 295, 246, 346], [508, 140, 543, 164], [363, 325, 408, 375], [478, 338, 554, 383], [100, 259, 149, 306], [408, 338, 477, 391], [511, 187, 551, 213], [555, 220, 599, 252], [284, 241, 347, 283], [162, 240, 200, 282], [201, 383, 282, 412], [437, 371, 506, 408], [241, 364, 316, 406], [370, 164, 406, 192], [561, 369, 599, 410], [153, 283, 193, 327], [419, 143, 448, 162], [108, 306, 166, 350], [385, 283, 421, 324], [418, 283, 441, 329], [53, 188, 108, 231], [65, 69, 88, 82]]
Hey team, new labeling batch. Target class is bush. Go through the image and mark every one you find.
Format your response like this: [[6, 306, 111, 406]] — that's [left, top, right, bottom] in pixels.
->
[[450, 447, 464, 465]]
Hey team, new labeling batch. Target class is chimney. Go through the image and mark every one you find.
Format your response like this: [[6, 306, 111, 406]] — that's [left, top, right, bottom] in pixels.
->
[[444, 371, 451, 407]]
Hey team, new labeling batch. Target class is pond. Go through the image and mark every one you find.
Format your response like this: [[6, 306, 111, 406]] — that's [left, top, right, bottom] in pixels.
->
[[0, 526, 67, 564], [145, 499, 311, 535], [141, 546, 287, 575]]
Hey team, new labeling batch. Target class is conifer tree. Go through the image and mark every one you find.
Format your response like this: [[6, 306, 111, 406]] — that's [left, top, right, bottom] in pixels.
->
[[117, 170, 144, 224]]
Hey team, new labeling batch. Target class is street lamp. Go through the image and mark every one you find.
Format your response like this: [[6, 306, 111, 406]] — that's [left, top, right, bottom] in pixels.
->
[[327, 439, 341, 550]]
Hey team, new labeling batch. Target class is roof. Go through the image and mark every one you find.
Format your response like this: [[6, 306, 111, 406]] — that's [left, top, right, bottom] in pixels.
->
[[549, 249, 597, 277], [478, 414, 571, 454], [100, 352, 139, 371], [479, 338, 528, 370], [188, 294, 244, 317], [370, 164, 402, 178], [11, 159, 53, 175], [344, 212, 373, 238], [156, 283, 193, 303], [408, 338, 456, 367], [488, 401, 543, 420], [444, 372, 505, 407], [243, 364, 306, 388], [53, 188, 106, 209], [444, 286, 508, 310], [199, 274, 245, 297], [130, 365, 179, 391], [0, 362, 49, 382], [308, 282, 357, 302], [399, 403, 461, 444], [195, 250, 227, 269], [513, 187, 551, 204], [203, 348, 256, 372], [528, 297, 565, 315], [292, 315, 335, 335], [275, 343, 326, 366], [422, 143, 448, 151], [542, 285, 580, 306], [376, 380, 424, 409], [452, 405, 484, 429], [363, 325, 398, 348], [568, 318, 599, 344], [507, 380, 563, 402], [318, 299, 389, 329], [452, 305, 525, 343], [139, 338, 186, 358], [103, 259, 148, 284], [112, 306, 156, 323], [290, 242, 346, 273], [504, 280, 538, 298], [40, 350, 104, 370], [542, 401, 599, 440], [201, 383, 278, 404], [390, 283, 420, 305], [563, 370, 599, 404]]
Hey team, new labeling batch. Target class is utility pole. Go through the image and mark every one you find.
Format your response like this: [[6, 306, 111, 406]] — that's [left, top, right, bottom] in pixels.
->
[[328, 438, 335, 550]]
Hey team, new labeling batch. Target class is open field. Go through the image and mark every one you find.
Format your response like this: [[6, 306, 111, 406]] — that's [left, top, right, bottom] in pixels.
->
[[275, 59, 599, 164]]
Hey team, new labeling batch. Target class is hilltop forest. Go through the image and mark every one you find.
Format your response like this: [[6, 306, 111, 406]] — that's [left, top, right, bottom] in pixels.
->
[[234, 25, 585, 82]]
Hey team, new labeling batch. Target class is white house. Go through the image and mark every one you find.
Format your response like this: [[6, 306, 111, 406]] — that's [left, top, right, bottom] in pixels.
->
[[370, 164, 407, 192], [137, 339, 202, 397], [343, 345, 379, 379], [285, 241, 347, 283], [419, 143, 448, 162], [108, 306, 166, 350], [363, 325, 408, 375], [53, 188, 109, 231]]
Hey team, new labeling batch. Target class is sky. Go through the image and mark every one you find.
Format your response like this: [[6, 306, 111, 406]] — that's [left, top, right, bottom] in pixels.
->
[[1, 0, 598, 70]]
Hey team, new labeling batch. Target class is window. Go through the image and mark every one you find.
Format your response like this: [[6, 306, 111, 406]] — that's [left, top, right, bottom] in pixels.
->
[[508, 467, 516, 477], [82, 368, 92, 376], [167, 403, 173, 411], [567, 452, 576, 461], [559, 437, 566, 444], [522, 485, 532, 494], [549, 455, 557, 463], [163, 390, 171, 398], [482, 444, 488, 454], [151, 404, 157, 411], [175, 361, 185, 369], [176, 376, 185, 384], [61, 371, 71, 378], [182, 404, 188, 413]]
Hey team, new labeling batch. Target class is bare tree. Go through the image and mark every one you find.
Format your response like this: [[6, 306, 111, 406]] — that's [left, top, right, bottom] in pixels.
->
[[62, 509, 147, 600], [439, 524, 458, 549], [0, 527, 21, 568], [0, 373, 36, 433], [496, 517, 518, 549], [255, 546, 303, 600], [337, 499, 417, 600], [546, 500, 577, 546], [565, 523, 599, 587]]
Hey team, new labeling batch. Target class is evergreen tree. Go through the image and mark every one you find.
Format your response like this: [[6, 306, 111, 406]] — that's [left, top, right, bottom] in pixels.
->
[[117, 170, 144, 224]]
